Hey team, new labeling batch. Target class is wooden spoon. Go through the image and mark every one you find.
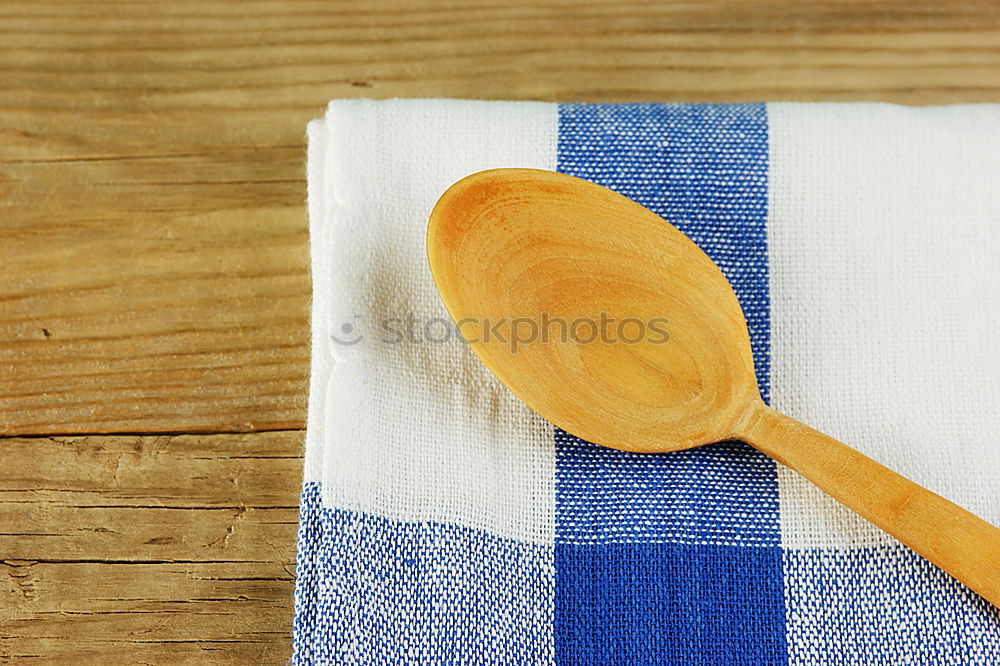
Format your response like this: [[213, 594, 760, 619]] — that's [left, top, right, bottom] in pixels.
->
[[427, 168, 1000, 606]]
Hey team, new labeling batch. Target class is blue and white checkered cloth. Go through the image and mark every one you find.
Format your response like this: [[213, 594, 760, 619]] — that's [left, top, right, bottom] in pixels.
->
[[297, 100, 1000, 664]]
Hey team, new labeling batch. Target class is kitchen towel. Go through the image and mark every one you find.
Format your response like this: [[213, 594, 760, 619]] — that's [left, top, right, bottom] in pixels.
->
[[297, 99, 1000, 664]]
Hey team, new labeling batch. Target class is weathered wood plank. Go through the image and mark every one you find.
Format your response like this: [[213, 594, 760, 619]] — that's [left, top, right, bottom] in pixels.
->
[[0, 432, 301, 663], [3, 0, 1000, 435], [1, 641, 291, 666], [1, 561, 293, 664], [0, 503, 299, 562], [0, 432, 301, 507], [0, 432, 301, 561], [0, 202, 311, 435]]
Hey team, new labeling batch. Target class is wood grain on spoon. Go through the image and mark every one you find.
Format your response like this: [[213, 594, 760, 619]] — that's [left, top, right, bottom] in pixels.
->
[[427, 168, 1000, 607]]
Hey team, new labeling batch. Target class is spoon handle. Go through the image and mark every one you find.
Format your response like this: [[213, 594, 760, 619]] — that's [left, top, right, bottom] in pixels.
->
[[741, 403, 1000, 607]]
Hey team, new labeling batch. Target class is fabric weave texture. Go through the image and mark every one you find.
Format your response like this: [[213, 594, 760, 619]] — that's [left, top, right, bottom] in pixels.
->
[[297, 99, 1000, 665]]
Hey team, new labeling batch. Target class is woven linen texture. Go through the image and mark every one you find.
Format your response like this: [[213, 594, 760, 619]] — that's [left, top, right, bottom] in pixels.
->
[[554, 103, 785, 665], [297, 99, 1000, 665]]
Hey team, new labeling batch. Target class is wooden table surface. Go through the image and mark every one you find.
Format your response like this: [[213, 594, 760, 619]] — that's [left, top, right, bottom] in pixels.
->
[[2, 0, 999, 662]]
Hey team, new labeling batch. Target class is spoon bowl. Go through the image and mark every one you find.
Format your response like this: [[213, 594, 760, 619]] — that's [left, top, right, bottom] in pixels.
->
[[428, 168, 1000, 607], [429, 168, 759, 452]]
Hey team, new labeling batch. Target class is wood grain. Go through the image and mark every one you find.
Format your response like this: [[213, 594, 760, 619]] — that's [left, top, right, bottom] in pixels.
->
[[2, 562, 293, 664], [3, 0, 999, 662], [0, 431, 301, 663], [429, 169, 761, 451]]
